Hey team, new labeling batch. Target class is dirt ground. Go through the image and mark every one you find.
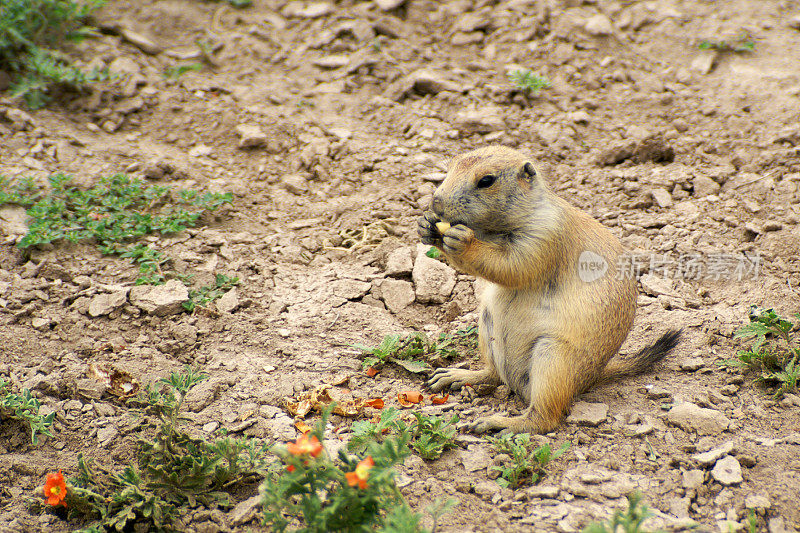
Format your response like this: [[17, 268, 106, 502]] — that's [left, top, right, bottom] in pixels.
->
[[2, 0, 800, 531]]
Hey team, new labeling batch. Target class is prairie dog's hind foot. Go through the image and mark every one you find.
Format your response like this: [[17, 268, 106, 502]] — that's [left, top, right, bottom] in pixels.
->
[[468, 412, 559, 435], [427, 367, 497, 393]]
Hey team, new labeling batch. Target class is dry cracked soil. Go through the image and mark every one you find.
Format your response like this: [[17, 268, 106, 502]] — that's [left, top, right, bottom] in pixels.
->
[[1, 0, 800, 531]]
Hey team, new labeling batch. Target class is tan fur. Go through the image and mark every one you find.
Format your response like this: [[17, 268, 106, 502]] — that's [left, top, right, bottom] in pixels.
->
[[420, 146, 643, 434]]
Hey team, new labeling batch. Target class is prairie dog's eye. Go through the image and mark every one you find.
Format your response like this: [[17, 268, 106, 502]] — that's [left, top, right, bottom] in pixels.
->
[[476, 174, 497, 188]]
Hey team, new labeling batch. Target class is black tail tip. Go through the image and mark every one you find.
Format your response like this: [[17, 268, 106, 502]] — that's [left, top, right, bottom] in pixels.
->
[[642, 328, 683, 366]]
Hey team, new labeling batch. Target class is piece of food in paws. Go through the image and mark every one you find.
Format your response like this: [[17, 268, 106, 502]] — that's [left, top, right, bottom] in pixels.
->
[[435, 221, 451, 234]]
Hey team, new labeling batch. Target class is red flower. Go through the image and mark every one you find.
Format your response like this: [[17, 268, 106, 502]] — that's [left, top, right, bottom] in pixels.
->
[[43, 471, 67, 507], [345, 456, 374, 489], [287, 434, 323, 458]]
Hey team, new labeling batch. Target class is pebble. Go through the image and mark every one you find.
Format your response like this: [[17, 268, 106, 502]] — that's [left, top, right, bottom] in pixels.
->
[[454, 108, 506, 134], [235, 124, 267, 149], [710, 455, 742, 486], [215, 288, 240, 313], [229, 494, 261, 526], [692, 441, 734, 467], [690, 51, 717, 74], [682, 469, 705, 490], [412, 244, 456, 304], [566, 401, 608, 427], [129, 280, 189, 316], [584, 14, 613, 36], [378, 279, 415, 313], [458, 445, 492, 472], [385, 247, 414, 277], [650, 188, 673, 208], [693, 175, 720, 197], [745, 493, 771, 512], [281, 174, 308, 195], [665, 402, 731, 435], [473, 480, 501, 501], [88, 289, 129, 317], [374, 0, 405, 10]]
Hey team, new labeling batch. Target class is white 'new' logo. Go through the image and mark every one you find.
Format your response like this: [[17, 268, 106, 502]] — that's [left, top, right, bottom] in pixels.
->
[[578, 251, 608, 283]]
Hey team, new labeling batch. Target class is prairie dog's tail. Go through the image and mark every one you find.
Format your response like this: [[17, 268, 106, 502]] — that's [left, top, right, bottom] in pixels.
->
[[596, 329, 682, 386]]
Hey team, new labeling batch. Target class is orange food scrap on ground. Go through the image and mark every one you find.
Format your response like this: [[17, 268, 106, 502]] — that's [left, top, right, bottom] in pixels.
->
[[294, 420, 312, 434], [398, 390, 423, 407], [430, 394, 449, 405], [365, 367, 379, 377], [365, 398, 385, 409]]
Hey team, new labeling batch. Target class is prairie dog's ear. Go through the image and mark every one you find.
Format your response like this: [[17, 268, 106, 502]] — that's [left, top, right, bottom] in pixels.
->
[[522, 162, 537, 181]]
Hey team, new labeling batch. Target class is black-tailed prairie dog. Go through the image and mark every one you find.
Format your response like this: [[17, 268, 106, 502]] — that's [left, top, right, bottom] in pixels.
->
[[419, 145, 680, 434]]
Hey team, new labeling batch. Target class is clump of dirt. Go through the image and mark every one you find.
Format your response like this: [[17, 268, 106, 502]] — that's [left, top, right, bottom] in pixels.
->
[[1, 0, 800, 531]]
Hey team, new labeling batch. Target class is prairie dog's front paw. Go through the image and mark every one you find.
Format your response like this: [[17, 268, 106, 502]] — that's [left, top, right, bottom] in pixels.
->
[[442, 224, 474, 256], [418, 211, 443, 246]]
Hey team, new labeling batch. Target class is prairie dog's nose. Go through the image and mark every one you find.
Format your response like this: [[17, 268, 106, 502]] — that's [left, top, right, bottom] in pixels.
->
[[431, 194, 444, 217]]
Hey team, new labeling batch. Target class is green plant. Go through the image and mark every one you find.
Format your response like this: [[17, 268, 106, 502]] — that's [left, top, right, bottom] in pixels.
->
[[0, 380, 55, 444], [720, 307, 800, 398], [184, 273, 240, 311], [425, 246, 441, 259], [163, 62, 204, 80], [64, 367, 271, 532], [486, 434, 569, 488], [698, 34, 755, 53], [349, 408, 459, 461], [0, 173, 232, 286], [508, 69, 550, 95], [0, 0, 105, 108], [582, 492, 660, 533], [409, 412, 458, 460], [261, 409, 432, 532], [354, 327, 478, 372]]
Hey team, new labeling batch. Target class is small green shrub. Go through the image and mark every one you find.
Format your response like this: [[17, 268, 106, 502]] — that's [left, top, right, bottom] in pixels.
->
[[0, 0, 106, 108], [0, 379, 55, 444], [348, 408, 459, 461], [0, 173, 232, 289], [721, 307, 800, 398], [354, 327, 478, 372], [62, 367, 271, 532], [698, 35, 755, 53], [508, 69, 550, 95], [486, 433, 569, 488]]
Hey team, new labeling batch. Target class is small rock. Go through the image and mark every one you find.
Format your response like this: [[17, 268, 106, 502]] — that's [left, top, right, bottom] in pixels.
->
[[692, 441, 735, 467], [458, 445, 492, 472], [108, 57, 140, 75], [184, 379, 223, 412], [97, 426, 119, 446], [379, 279, 415, 314], [665, 402, 730, 435], [189, 144, 212, 157], [374, 0, 405, 10], [229, 494, 261, 526], [474, 480, 501, 501], [693, 176, 720, 197], [584, 14, 613, 36], [129, 280, 189, 316], [690, 51, 717, 74], [313, 55, 350, 69], [650, 188, 673, 208], [526, 485, 560, 499], [295, 2, 333, 18], [0, 205, 30, 237], [281, 174, 307, 195], [412, 245, 456, 304], [646, 386, 673, 400], [745, 493, 771, 511], [566, 401, 608, 427], [408, 69, 462, 95], [332, 279, 371, 300], [120, 28, 161, 55], [454, 109, 506, 134], [762, 221, 783, 232], [385, 247, 414, 276], [88, 289, 129, 318], [639, 274, 678, 298], [682, 469, 704, 490], [679, 357, 705, 371], [595, 140, 636, 166], [31, 317, 51, 331], [215, 288, 240, 313], [710, 455, 742, 486], [789, 15, 800, 30], [235, 124, 267, 149]]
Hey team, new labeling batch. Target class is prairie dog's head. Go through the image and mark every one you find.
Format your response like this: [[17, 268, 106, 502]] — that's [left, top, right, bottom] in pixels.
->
[[430, 146, 544, 236]]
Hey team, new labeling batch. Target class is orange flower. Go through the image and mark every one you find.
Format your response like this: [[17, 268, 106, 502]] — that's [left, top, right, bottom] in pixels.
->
[[345, 456, 374, 489], [43, 471, 67, 507], [287, 434, 323, 458]]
